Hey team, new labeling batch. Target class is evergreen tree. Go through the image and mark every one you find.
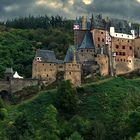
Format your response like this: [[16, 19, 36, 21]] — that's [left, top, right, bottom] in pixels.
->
[[55, 80, 79, 117]]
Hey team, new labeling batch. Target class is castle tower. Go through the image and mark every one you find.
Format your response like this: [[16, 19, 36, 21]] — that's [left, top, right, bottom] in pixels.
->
[[5, 68, 14, 81], [64, 46, 81, 86], [81, 16, 87, 30]]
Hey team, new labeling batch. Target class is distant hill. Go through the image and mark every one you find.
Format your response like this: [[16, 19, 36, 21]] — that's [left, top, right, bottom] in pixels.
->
[[0, 16, 73, 78], [1, 77, 140, 140]]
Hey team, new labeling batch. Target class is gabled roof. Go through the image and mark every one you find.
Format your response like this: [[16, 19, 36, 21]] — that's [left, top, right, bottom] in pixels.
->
[[36, 49, 57, 63], [79, 31, 94, 49], [64, 45, 79, 63]]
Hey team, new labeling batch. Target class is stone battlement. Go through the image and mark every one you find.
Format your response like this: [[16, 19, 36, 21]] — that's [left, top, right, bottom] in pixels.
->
[[0, 78, 38, 93]]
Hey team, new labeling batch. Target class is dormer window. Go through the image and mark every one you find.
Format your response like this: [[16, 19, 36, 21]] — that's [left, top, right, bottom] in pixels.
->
[[36, 57, 41, 61]]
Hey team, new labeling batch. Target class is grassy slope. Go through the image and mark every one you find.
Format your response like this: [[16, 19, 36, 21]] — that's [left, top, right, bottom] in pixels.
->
[[2, 77, 140, 139]]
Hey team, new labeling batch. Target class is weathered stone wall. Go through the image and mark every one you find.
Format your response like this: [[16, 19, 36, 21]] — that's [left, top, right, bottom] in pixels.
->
[[78, 49, 95, 63], [112, 38, 134, 74], [0, 79, 38, 93], [10, 79, 38, 93], [32, 61, 57, 81], [91, 29, 107, 54], [64, 63, 81, 86], [134, 38, 140, 58], [57, 64, 64, 72], [0, 81, 10, 92], [134, 58, 140, 70], [96, 54, 109, 76]]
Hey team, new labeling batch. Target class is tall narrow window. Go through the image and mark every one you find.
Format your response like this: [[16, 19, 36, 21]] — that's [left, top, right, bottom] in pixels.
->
[[122, 46, 125, 49], [116, 45, 119, 49]]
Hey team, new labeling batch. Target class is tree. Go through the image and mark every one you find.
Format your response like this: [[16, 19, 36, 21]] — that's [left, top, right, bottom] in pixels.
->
[[0, 98, 7, 121], [36, 105, 60, 140], [55, 80, 79, 117], [66, 131, 84, 140], [128, 111, 140, 137], [6, 113, 33, 140], [135, 133, 140, 140]]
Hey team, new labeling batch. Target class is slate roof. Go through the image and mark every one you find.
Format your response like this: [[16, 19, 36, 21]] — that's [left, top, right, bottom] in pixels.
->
[[79, 31, 94, 49], [36, 49, 57, 63], [109, 18, 132, 34], [64, 45, 80, 63]]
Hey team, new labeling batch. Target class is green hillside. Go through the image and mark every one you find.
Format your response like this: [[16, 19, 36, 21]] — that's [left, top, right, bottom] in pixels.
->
[[1, 77, 140, 140]]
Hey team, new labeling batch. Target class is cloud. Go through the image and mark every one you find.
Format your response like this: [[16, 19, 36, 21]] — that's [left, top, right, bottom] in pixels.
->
[[0, 0, 140, 22], [83, 0, 93, 5]]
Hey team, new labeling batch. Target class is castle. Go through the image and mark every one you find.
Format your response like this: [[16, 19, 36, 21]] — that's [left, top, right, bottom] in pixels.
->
[[32, 14, 140, 86]]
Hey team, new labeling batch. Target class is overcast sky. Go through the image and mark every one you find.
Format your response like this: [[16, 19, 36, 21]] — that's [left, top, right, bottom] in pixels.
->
[[0, 0, 140, 22]]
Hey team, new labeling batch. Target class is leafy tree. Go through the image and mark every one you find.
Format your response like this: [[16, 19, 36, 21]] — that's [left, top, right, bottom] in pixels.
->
[[128, 111, 140, 137], [129, 133, 140, 140], [6, 113, 33, 140], [0, 98, 7, 121], [55, 80, 79, 117], [66, 131, 84, 140]]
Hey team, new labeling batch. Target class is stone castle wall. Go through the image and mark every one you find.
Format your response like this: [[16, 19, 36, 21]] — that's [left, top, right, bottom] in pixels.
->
[[32, 61, 57, 81], [112, 38, 134, 74], [64, 63, 81, 86], [96, 54, 109, 76], [0, 79, 38, 93]]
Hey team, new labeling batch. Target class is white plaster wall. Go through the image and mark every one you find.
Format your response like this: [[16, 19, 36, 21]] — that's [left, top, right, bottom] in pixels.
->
[[110, 27, 135, 39]]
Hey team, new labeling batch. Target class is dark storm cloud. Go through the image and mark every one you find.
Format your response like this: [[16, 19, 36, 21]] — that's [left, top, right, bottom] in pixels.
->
[[0, 0, 140, 22]]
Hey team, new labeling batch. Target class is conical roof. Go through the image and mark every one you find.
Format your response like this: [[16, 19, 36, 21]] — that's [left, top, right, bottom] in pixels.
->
[[64, 45, 80, 63], [79, 31, 94, 49]]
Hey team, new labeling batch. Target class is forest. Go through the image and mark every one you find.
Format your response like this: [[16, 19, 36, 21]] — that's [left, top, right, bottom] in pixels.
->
[[0, 78, 140, 140], [0, 15, 74, 78]]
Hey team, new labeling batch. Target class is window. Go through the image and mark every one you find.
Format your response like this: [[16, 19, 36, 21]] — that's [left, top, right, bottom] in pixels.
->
[[101, 32, 103, 34], [98, 37, 100, 41], [119, 52, 122, 55], [130, 46, 132, 50], [50, 64, 51, 66], [124, 59, 126, 62], [37, 57, 41, 61], [116, 52, 118, 55], [122, 46, 125, 49], [47, 74, 48, 77], [59, 66, 63, 68], [128, 40, 129, 43], [123, 52, 126, 56], [69, 72, 71, 75], [98, 44, 100, 48], [102, 38, 105, 42], [129, 60, 131, 63], [138, 47, 139, 50], [81, 50, 83, 52], [87, 50, 88, 52], [116, 45, 119, 49]]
